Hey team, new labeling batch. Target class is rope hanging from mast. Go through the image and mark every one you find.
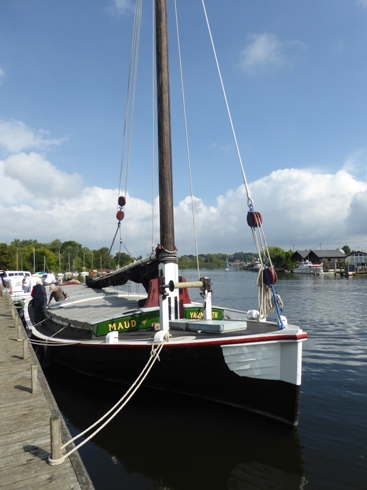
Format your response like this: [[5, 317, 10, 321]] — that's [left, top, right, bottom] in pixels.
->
[[104, 0, 143, 267], [201, 0, 284, 327], [201, 0, 254, 210], [117, 0, 143, 202], [151, 0, 156, 254], [174, 0, 201, 280]]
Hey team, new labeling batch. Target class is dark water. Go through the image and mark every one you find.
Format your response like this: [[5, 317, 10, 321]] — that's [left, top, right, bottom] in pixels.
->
[[45, 270, 367, 489]]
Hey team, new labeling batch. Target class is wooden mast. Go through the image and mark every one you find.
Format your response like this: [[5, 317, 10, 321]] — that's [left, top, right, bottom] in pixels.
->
[[155, 0, 176, 260], [155, 0, 179, 330]]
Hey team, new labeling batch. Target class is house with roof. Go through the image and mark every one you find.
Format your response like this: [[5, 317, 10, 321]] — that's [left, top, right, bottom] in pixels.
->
[[291, 249, 346, 270], [345, 251, 367, 271]]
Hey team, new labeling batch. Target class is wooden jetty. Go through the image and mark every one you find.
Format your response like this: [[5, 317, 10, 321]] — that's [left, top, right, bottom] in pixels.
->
[[0, 292, 94, 489]]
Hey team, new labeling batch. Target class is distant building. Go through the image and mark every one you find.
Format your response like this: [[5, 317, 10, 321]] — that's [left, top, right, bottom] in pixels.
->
[[291, 250, 310, 262], [345, 251, 367, 268], [291, 249, 346, 270]]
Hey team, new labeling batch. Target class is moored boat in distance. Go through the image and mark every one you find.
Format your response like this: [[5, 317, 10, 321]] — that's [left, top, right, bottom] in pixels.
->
[[26, 0, 307, 427], [42, 272, 56, 285], [1, 270, 38, 302], [293, 260, 324, 275]]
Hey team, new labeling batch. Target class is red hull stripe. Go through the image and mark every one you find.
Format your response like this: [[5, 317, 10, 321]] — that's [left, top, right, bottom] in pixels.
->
[[76, 332, 308, 349]]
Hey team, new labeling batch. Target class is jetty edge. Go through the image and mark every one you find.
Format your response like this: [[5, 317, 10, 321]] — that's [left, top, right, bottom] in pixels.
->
[[0, 291, 94, 489]]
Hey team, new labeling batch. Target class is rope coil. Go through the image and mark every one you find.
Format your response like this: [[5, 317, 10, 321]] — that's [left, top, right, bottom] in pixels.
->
[[256, 265, 284, 329]]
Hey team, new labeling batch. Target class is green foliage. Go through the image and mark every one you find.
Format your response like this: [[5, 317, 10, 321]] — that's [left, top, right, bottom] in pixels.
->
[[34, 248, 57, 272], [267, 246, 294, 270], [113, 252, 133, 268], [230, 251, 257, 263], [0, 243, 13, 269], [2, 240, 352, 273], [179, 252, 258, 269], [47, 239, 63, 253]]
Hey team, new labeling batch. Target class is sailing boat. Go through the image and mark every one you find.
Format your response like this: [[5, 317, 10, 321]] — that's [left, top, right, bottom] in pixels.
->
[[27, 0, 307, 426]]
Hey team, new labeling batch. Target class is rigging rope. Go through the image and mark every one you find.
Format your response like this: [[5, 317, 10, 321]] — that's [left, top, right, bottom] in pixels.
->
[[151, 0, 156, 253], [256, 264, 284, 328], [122, 1, 142, 200], [174, 0, 201, 280], [201, 1, 284, 327], [104, 0, 143, 267], [117, 0, 143, 201], [201, 0, 254, 210]]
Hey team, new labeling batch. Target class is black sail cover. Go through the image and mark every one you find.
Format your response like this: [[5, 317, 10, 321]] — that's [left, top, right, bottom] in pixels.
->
[[86, 258, 159, 293]]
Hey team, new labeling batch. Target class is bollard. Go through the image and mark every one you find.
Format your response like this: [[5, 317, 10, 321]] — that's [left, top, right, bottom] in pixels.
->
[[16, 317, 23, 341], [31, 364, 38, 393], [12, 305, 20, 333], [23, 338, 28, 360], [49, 416, 63, 464]]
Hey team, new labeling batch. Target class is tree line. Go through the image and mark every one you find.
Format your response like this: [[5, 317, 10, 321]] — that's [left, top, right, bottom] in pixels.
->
[[0, 239, 129, 273], [0, 239, 352, 273]]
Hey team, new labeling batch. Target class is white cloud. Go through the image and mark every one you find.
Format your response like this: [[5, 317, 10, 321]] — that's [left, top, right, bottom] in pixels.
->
[[1, 154, 367, 255], [357, 0, 367, 9], [248, 168, 366, 249], [239, 33, 286, 73], [238, 33, 305, 74], [108, 0, 133, 16], [0, 119, 66, 154], [2, 152, 82, 200], [0, 68, 5, 85], [341, 149, 367, 178], [345, 191, 367, 235]]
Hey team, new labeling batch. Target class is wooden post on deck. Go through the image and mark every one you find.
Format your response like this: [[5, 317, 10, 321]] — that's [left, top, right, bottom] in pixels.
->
[[22, 338, 28, 360], [50, 416, 62, 463], [31, 364, 38, 393], [16, 316, 23, 340]]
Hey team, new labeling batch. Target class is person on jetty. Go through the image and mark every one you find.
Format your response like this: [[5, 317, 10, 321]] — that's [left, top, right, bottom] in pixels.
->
[[48, 283, 68, 305], [22, 274, 31, 293], [31, 283, 47, 324], [0, 270, 5, 297]]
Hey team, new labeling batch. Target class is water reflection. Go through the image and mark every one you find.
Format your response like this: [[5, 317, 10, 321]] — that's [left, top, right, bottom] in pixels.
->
[[46, 366, 306, 490], [44, 270, 367, 489]]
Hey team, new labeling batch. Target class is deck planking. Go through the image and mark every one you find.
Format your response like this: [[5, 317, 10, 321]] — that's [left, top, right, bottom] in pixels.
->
[[0, 293, 94, 490]]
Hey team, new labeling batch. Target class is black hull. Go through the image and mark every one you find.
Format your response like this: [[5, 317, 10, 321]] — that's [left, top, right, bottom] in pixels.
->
[[47, 342, 301, 426]]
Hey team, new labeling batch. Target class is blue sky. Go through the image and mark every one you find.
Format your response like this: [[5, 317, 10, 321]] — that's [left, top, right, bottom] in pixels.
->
[[1, 0, 367, 258]]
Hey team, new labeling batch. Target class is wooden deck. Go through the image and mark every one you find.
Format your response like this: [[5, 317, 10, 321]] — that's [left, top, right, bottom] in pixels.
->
[[0, 292, 95, 489]]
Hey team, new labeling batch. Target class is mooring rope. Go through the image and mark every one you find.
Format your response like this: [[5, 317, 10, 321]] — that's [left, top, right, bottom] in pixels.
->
[[27, 318, 81, 346], [29, 338, 80, 346], [48, 337, 168, 465]]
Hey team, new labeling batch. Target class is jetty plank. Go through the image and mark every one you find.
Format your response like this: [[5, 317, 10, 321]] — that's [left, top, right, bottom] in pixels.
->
[[0, 293, 94, 490]]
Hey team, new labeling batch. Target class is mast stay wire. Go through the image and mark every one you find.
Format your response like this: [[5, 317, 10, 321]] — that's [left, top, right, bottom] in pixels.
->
[[151, 0, 156, 253], [117, 0, 143, 201], [200, 1, 274, 266], [201, 0, 254, 211], [173, 0, 201, 280], [105, 0, 143, 267], [200, 1, 283, 323]]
